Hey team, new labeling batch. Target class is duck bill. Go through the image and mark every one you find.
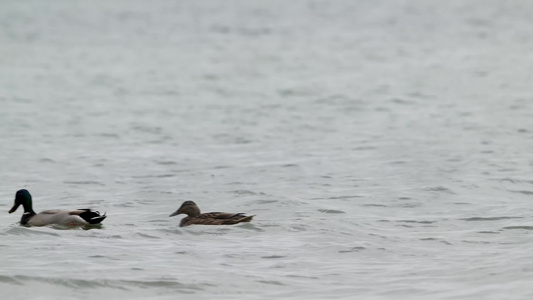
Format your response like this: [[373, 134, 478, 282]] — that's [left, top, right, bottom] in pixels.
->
[[169, 210, 180, 217], [8, 203, 20, 214]]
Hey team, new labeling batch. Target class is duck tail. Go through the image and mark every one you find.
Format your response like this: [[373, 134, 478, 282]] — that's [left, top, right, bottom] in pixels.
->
[[78, 209, 107, 224], [238, 215, 254, 223]]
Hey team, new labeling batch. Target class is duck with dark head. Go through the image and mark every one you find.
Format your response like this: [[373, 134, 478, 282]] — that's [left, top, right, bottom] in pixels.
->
[[9, 189, 106, 227]]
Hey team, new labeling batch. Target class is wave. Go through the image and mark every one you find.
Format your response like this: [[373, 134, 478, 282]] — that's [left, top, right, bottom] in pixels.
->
[[0, 275, 205, 292]]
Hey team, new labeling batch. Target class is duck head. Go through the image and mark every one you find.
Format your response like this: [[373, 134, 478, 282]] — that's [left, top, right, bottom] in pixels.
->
[[9, 189, 35, 214], [169, 201, 200, 217]]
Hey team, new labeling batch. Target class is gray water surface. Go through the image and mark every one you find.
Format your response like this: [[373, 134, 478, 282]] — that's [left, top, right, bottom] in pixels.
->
[[2, 1, 533, 299]]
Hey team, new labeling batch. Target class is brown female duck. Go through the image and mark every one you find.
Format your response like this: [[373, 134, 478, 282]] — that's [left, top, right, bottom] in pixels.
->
[[169, 201, 254, 227]]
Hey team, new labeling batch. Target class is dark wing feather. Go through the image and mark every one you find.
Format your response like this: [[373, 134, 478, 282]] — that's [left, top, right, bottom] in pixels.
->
[[201, 212, 246, 220], [181, 212, 254, 226], [72, 209, 107, 224]]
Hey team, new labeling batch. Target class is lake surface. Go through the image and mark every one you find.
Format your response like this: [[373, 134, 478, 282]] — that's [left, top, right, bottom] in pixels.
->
[[2, 1, 533, 299]]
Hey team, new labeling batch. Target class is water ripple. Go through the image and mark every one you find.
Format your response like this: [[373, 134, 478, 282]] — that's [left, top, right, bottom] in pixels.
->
[[64, 181, 104, 186], [501, 226, 533, 230], [339, 246, 366, 253], [462, 217, 523, 221], [1, 227, 61, 236], [0, 275, 205, 292], [317, 209, 346, 214]]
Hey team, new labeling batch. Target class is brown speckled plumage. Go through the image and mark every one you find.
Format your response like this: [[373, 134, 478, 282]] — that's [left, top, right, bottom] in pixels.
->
[[169, 201, 254, 227]]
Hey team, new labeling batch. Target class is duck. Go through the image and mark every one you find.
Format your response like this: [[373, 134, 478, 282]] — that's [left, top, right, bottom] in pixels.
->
[[8, 189, 107, 226], [169, 201, 254, 227]]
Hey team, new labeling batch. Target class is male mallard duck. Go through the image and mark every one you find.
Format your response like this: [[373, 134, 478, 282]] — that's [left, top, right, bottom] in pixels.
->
[[8, 189, 107, 226], [169, 201, 254, 227]]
